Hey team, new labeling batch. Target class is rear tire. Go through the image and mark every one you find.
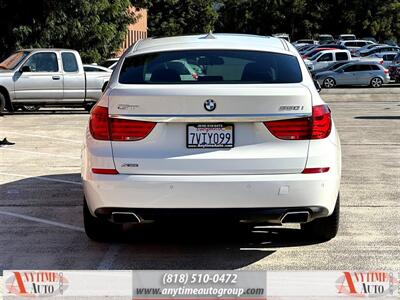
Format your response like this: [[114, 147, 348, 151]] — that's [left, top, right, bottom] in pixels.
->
[[323, 77, 336, 88], [83, 197, 121, 242], [0, 92, 6, 115], [84, 103, 95, 112], [370, 77, 383, 88], [301, 194, 340, 241]]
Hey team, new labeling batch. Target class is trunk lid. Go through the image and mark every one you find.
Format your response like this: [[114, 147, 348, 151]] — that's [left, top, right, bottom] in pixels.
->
[[109, 84, 312, 175]]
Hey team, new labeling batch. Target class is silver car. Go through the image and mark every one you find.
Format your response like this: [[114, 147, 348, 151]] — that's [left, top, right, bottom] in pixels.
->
[[315, 62, 390, 88]]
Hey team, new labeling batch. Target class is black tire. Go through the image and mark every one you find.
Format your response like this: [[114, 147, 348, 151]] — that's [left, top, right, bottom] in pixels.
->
[[323, 77, 336, 89], [0, 92, 6, 114], [84, 103, 95, 112], [83, 197, 121, 242], [301, 194, 340, 241], [370, 77, 383, 88]]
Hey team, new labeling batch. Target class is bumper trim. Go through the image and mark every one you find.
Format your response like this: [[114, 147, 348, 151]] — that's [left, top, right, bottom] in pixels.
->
[[94, 206, 329, 224]]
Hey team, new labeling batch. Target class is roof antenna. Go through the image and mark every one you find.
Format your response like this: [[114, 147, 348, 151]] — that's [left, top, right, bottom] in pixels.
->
[[201, 30, 216, 39]]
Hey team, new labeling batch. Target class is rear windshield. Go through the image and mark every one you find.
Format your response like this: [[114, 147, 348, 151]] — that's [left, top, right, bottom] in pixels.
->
[[119, 50, 302, 84]]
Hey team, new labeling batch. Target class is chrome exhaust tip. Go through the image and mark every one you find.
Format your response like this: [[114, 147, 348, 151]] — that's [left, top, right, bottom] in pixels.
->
[[111, 212, 142, 224], [281, 211, 310, 224]]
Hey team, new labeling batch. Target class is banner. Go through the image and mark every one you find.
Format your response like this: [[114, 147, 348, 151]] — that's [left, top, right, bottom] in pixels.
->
[[1, 271, 399, 299]]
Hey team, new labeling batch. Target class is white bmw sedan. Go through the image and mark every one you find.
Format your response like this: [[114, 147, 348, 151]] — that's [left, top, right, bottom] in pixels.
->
[[82, 33, 341, 242]]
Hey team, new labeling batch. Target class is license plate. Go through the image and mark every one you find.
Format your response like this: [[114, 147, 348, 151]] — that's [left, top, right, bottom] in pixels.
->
[[187, 124, 234, 148]]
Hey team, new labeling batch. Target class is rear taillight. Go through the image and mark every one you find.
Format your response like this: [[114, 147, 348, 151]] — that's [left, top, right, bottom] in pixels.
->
[[89, 106, 110, 140], [264, 104, 331, 140], [302, 167, 330, 174], [310, 104, 332, 139], [89, 105, 156, 141], [110, 118, 156, 141], [92, 168, 119, 175], [384, 69, 389, 74]]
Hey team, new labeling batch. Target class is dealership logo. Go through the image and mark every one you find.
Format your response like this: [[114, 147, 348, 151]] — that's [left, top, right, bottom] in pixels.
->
[[336, 271, 398, 297], [5, 271, 69, 297], [204, 99, 216, 112]]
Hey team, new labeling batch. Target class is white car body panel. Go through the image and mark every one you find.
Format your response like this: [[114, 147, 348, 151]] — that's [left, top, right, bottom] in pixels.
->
[[82, 34, 341, 223]]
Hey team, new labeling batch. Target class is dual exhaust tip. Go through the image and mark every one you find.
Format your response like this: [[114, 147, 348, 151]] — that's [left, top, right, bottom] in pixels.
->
[[111, 212, 142, 224], [281, 211, 310, 224], [110, 211, 310, 225]]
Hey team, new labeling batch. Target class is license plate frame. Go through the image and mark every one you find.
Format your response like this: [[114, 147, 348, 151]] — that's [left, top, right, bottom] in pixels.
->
[[186, 123, 234, 149]]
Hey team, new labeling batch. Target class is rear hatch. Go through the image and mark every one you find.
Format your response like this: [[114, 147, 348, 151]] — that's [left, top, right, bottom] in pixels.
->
[[109, 84, 312, 175], [108, 48, 312, 175]]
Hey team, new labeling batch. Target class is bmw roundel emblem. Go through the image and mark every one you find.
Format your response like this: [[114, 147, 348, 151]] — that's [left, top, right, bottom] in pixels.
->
[[204, 99, 216, 112]]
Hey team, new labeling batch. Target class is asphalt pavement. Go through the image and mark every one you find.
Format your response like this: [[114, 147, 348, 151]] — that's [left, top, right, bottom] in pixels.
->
[[0, 86, 399, 270]]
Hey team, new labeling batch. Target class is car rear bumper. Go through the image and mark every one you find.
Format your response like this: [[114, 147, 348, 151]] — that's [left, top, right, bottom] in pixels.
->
[[94, 206, 329, 225], [83, 171, 340, 221]]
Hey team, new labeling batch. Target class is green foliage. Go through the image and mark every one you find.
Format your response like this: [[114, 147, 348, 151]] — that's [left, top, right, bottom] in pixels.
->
[[133, 0, 218, 36], [0, 0, 399, 63], [215, 0, 399, 42], [0, 0, 135, 62]]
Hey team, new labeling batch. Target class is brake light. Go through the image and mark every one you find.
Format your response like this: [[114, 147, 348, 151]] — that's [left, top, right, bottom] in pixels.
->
[[311, 104, 332, 139], [92, 168, 119, 175], [302, 167, 330, 174], [264, 104, 331, 140], [89, 106, 110, 140], [89, 105, 156, 141], [380, 60, 384, 64], [384, 69, 389, 74], [110, 118, 156, 141]]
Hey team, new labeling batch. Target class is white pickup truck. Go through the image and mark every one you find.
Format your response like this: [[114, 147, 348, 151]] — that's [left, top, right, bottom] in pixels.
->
[[304, 49, 383, 72], [0, 49, 111, 113]]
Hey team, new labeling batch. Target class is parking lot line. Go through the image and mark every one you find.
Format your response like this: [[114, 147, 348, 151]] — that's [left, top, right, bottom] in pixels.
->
[[0, 147, 80, 159], [0, 210, 85, 232], [0, 172, 82, 185], [3, 131, 82, 144]]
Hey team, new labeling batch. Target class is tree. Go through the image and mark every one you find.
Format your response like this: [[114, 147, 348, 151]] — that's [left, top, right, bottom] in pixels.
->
[[215, 0, 399, 43], [0, 0, 135, 62], [132, 0, 218, 37]]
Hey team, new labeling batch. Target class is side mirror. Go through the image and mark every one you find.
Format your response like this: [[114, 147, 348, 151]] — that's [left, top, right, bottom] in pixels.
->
[[20, 65, 31, 73], [338, 69, 344, 73], [313, 79, 321, 92]]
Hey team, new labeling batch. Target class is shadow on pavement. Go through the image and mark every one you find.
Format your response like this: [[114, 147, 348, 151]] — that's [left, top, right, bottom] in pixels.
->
[[355, 116, 400, 120], [0, 173, 325, 269]]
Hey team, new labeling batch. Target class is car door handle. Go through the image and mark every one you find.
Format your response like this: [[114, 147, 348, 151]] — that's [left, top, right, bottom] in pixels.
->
[[52, 76, 61, 80]]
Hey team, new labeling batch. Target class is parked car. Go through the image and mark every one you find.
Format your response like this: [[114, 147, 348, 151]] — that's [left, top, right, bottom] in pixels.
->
[[0, 49, 111, 113], [318, 34, 334, 44], [293, 39, 318, 47], [99, 58, 119, 68], [383, 40, 398, 47], [82, 33, 341, 242], [273, 33, 290, 42], [302, 47, 336, 59], [339, 40, 375, 55], [338, 34, 357, 41], [362, 37, 377, 43], [318, 44, 347, 50], [83, 65, 113, 73], [304, 49, 351, 71], [298, 45, 318, 55], [310, 61, 350, 78], [355, 43, 385, 56], [359, 45, 400, 57], [388, 64, 400, 82], [370, 52, 398, 68], [315, 61, 390, 88], [392, 52, 400, 64]]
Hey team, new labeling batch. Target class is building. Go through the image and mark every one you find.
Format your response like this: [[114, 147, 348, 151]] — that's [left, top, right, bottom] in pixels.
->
[[116, 7, 147, 56]]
